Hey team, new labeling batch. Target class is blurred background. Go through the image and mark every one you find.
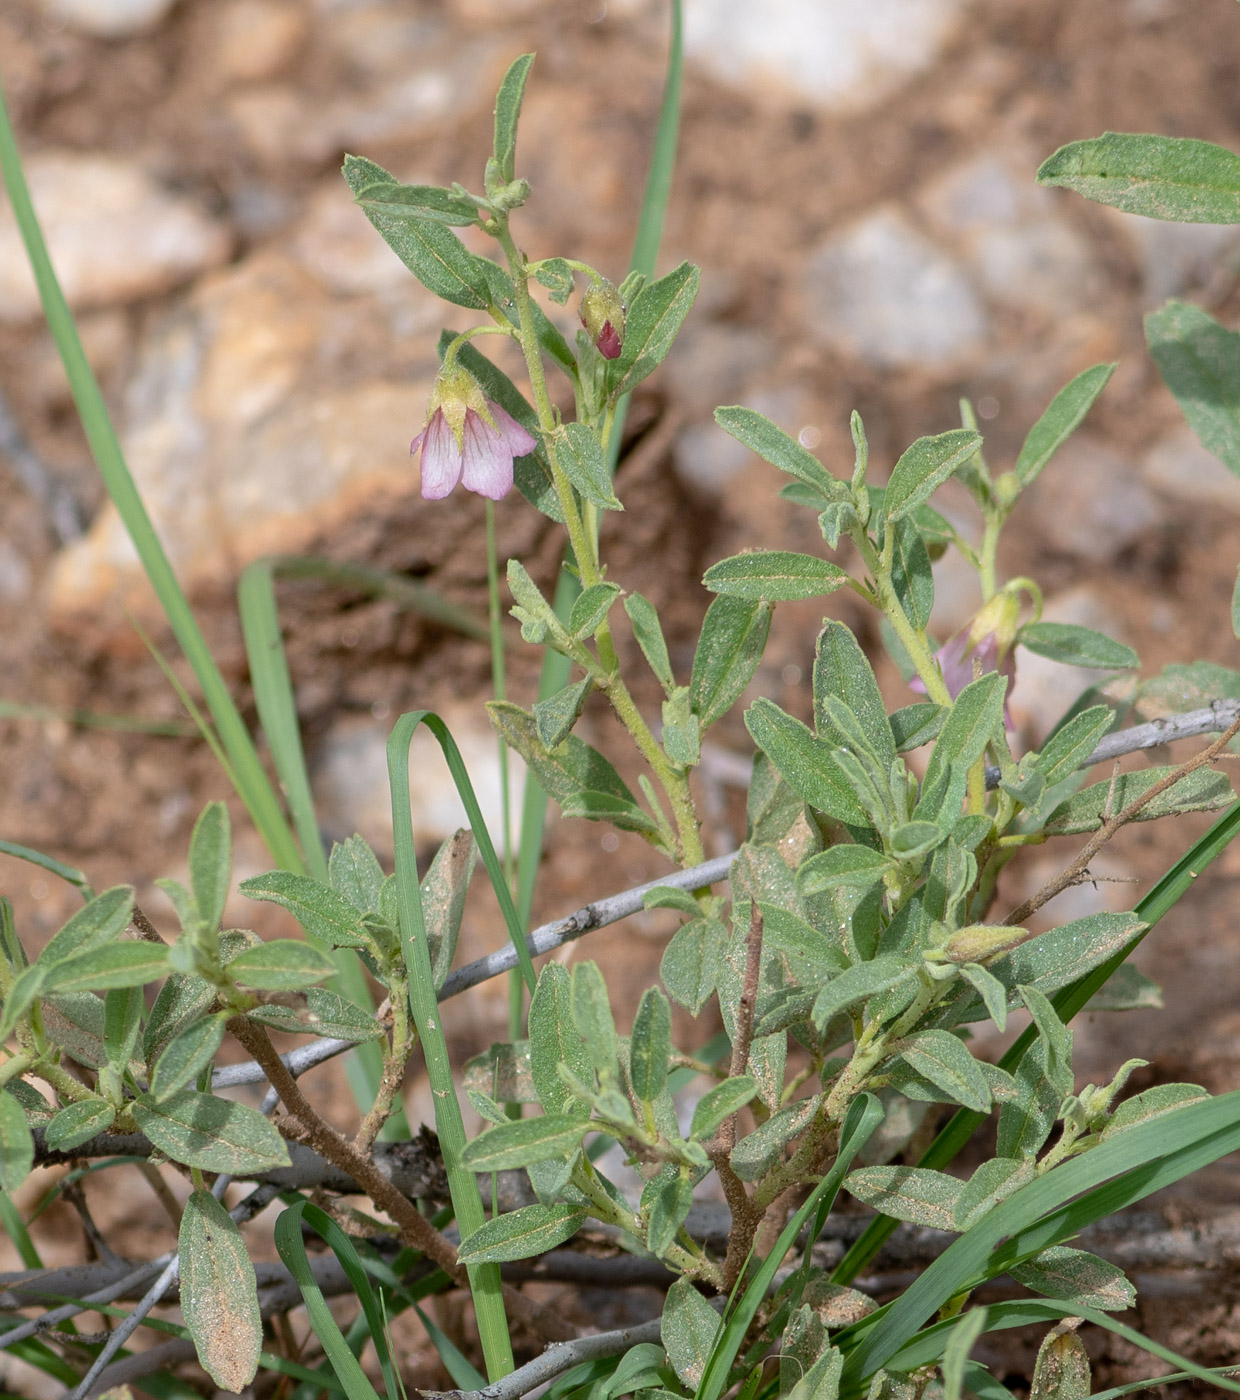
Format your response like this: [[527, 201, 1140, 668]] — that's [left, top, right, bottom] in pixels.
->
[[3, 0, 1240, 1375]]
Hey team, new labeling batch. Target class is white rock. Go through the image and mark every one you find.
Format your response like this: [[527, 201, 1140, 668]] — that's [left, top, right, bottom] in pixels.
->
[[0, 153, 231, 326], [803, 208, 988, 370], [44, 0, 174, 37], [1108, 210, 1240, 306], [917, 151, 1101, 318], [684, 0, 967, 113], [313, 707, 525, 854], [1008, 588, 1132, 744], [1022, 433, 1158, 563], [1142, 427, 1240, 513]]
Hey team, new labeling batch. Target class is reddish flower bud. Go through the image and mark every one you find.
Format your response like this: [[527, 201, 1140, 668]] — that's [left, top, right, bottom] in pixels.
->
[[580, 279, 625, 360]]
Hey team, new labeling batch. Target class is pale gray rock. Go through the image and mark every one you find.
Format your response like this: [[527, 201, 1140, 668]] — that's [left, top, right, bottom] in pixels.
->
[[0, 153, 231, 325], [314, 707, 524, 854], [43, 0, 174, 36], [917, 150, 1102, 318], [684, 0, 968, 113], [1022, 434, 1158, 563], [208, 0, 307, 84], [675, 387, 804, 496], [1109, 210, 1240, 305], [803, 208, 988, 370], [1142, 427, 1240, 513]]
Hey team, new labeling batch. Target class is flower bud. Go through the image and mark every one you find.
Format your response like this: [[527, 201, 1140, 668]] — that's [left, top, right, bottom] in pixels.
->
[[934, 922, 1032, 966], [580, 279, 625, 360]]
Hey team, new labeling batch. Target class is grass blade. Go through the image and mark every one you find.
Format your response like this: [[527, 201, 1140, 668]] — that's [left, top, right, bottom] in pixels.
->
[[388, 711, 516, 1380], [0, 841, 92, 899], [413, 1301, 488, 1390], [0, 76, 301, 875]]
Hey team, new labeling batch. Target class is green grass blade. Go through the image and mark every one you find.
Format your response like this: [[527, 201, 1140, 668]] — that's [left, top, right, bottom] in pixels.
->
[[0, 77, 302, 875], [629, 0, 684, 282], [0, 699, 195, 736], [837, 1088, 1240, 1389], [835, 799, 1240, 1284], [274, 1201, 385, 1400], [388, 711, 515, 1381], [0, 1190, 41, 1268], [0, 841, 92, 899], [413, 1301, 488, 1390], [696, 1094, 883, 1400]]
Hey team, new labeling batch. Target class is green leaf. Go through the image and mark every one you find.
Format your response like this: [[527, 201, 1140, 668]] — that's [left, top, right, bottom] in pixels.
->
[[43, 940, 170, 994], [895, 1030, 991, 1113], [712, 406, 848, 500], [328, 835, 386, 915], [180, 1188, 262, 1393], [132, 1090, 291, 1172], [952, 1159, 1034, 1231], [493, 53, 534, 184], [611, 262, 700, 397], [1146, 299, 1240, 475], [247, 987, 384, 1043], [0, 1092, 34, 1192], [888, 516, 935, 631], [882, 430, 982, 523], [1019, 622, 1137, 670], [227, 939, 335, 991], [351, 180, 480, 226], [845, 1165, 963, 1231], [814, 621, 896, 770], [811, 957, 910, 1032], [464, 1040, 538, 1106], [702, 551, 849, 602], [558, 422, 622, 510], [422, 828, 476, 991], [528, 964, 592, 1117], [1014, 363, 1116, 487], [1029, 1323, 1090, 1400], [239, 871, 368, 949], [689, 1076, 758, 1140], [1010, 1246, 1135, 1312], [1101, 1082, 1208, 1140], [533, 676, 593, 753], [487, 701, 661, 840], [44, 1100, 116, 1152], [994, 912, 1145, 1000], [922, 672, 1008, 793], [458, 1202, 585, 1265], [624, 592, 675, 693], [889, 703, 945, 753], [1042, 766, 1234, 836], [889, 822, 948, 861], [144, 972, 217, 1069], [189, 801, 231, 934], [533, 256, 576, 304], [1234, 565, 1240, 641], [660, 916, 726, 1014], [960, 962, 1009, 1032], [459, 1114, 590, 1171], [646, 1167, 694, 1259], [1034, 705, 1113, 786], [343, 155, 494, 308], [37, 885, 134, 969], [690, 596, 772, 730], [1036, 132, 1240, 223], [629, 987, 672, 1104], [996, 1041, 1063, 1161], [570, 582, 622, 639], [104, 984, 144, 1074], [662, 1276, 722, 1390], [745, 698, 871, 827], [571, 961, 619, 1079], [661, 685, 701, 768], [150, 1014, 228, 1101], [797, 845, 894, 895]]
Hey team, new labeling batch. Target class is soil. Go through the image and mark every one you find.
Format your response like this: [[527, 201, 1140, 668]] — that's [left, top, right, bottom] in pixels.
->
[[3, 0, 1240, 1393]]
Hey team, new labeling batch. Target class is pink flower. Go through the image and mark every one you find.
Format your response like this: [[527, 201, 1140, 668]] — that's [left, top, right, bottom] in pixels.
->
[[411, 367, 537, 502], [913, 629, 1014, 702]]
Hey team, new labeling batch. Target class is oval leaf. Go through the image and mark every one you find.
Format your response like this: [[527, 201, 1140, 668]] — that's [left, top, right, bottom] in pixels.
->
[[238, 871, 368, 949], [132, 1090, 290, 1173], [180, 1188, 262, 1392], [703, 551, 849, 602], [1019, 622, 1137, 670], [457, 1203, 586, 1265], [458, 1114, 589, 1171], [227, 940, 335, 991], [883, 430, 981, 523]]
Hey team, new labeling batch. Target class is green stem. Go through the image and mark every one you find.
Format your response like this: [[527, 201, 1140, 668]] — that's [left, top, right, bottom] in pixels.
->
[[442, 324, 519, 368], [0, 1054, 32, 1091], [854, 528, 952, 706]]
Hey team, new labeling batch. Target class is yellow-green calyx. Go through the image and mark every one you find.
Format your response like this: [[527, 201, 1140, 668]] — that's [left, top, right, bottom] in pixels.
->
[[429, 365, 497, 449], [931, 922, 1032, 966]]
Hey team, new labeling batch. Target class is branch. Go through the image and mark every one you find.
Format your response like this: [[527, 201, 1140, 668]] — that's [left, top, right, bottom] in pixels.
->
[[420, 1318, 663, 1400], [1005, 713, 1240, 925]]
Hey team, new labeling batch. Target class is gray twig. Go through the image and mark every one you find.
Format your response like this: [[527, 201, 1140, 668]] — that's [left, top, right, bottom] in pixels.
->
[[420, 1319, 664, 1400]]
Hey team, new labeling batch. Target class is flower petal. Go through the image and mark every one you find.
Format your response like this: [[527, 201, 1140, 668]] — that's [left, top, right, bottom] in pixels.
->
[[417, 410, 462, 499], [461, 409, 514, 500], [487, 401, 537, 458]]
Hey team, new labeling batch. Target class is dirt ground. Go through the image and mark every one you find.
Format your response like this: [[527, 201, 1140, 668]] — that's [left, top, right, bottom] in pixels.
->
[[3, 0, 1240, 1392]]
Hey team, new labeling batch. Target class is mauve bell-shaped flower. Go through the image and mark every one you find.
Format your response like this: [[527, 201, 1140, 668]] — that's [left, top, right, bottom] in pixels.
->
[[912, 589, 1020, 715], [411, 365, 536, 502]]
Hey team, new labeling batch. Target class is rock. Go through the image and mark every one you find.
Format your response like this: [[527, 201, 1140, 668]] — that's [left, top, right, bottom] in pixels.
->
[[0, 541, 31, 602], [313, 706, 525, 854], [916, 150, 1102, 319], [802, 208, 988, 370], [1008, 588, 1132, 743], [659, 322, 769, 419], [208, 0, 307, 84], [1142, 427, 1240, 513], [46, 251, 433, 629], [1022, 434, 1158, 563], [43, 0, 175, 37], [684, 0, 968, 114], [0, 153, 232, 325], [675, 386, 804, 496], [1109, 210, 1240, 306]]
